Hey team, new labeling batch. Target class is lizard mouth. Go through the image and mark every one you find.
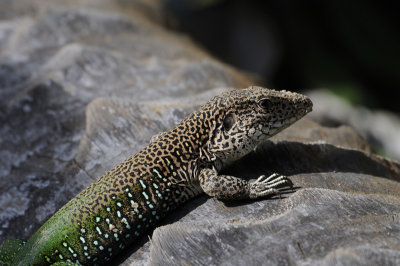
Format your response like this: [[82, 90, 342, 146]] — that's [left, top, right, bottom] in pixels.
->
[[301, 97, 313, 114]]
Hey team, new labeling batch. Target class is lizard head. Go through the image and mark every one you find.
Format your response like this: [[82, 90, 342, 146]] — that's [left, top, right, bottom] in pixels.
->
[[207, 86, 313, 164]]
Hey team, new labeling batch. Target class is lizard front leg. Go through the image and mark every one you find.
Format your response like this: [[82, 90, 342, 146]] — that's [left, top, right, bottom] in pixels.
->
[[199, 168, 293, 200]]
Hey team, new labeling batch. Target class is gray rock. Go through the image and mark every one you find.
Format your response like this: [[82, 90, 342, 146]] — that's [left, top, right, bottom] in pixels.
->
[[0, 0, 247, 245], [147, 122, 400, 266], [75, 88, 226, 179], [307, 89, 400, 161], [0, 1, 399, 266], [150, 189, 400, 266]]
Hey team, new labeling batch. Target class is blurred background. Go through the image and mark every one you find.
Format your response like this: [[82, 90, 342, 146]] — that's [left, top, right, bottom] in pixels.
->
[[164, 0, 399, 110], [163, 0, 400, 159]]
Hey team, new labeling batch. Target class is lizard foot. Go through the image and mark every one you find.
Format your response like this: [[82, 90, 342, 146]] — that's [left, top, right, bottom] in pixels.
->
[[249, 173, 293, 199]]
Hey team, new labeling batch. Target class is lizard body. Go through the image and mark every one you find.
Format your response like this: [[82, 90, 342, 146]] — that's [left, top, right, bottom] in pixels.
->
[[0, 86, 312, 265]]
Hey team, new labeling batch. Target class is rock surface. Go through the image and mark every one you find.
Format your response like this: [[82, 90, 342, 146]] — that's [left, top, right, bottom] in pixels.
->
[[307, 89, 400, 161], [0, 1, 399, 266], [147, 119, 400, 266], [0, 0, 248, 245]]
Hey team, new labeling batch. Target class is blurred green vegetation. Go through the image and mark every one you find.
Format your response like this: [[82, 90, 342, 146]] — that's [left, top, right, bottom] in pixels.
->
[[164, 0, 400, 112]]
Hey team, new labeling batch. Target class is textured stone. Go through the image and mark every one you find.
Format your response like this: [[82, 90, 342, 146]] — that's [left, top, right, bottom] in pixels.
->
[[75, 88, 226, 179], [307, 89, 400, 161], [150, 189, 400, 266], [0, 0, 248, 245], [148, 135, 400, 265], [0, 1, 399, 266]]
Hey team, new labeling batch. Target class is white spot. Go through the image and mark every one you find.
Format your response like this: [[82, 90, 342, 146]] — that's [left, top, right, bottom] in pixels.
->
[[142, 192, 149, 200], [139, 180, 146, 189], [153, 169, 163, 179]]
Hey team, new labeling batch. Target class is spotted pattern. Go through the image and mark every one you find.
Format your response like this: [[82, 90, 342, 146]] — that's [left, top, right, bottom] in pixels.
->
[[6, 86, 312, 265]]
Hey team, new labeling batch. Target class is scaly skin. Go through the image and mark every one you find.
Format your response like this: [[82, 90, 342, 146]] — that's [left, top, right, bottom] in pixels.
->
[[0, 86, 312, 265]]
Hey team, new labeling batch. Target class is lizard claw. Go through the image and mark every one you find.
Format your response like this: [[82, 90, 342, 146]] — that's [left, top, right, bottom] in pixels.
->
[[256, 173, 281, 183], [256, 173, 292, 187], [249, 173, 293, 199]]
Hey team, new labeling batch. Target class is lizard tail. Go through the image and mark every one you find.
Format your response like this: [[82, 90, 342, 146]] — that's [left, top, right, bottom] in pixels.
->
[[0, 239, 26, 266]]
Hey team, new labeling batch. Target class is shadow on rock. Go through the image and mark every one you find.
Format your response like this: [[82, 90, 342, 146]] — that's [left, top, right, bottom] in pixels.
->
[[224, 141, 400, 182]]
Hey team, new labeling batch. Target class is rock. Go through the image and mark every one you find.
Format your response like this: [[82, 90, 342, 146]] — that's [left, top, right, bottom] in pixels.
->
[[307, 89, 400, 161], [150, 189, 400, 266], [75, 88, 226, 179], [0, 1, 399, 266], [0, 0, 248, 244], [146, 120, 400, 266]]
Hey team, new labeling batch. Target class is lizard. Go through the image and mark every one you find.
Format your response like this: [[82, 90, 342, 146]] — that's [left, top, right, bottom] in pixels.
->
[[0, 86, 312, 265]]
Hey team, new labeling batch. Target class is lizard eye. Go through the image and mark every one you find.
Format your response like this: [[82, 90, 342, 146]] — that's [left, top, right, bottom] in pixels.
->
[[258, 99, 272, 109], [223, 113, 236, 131]]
